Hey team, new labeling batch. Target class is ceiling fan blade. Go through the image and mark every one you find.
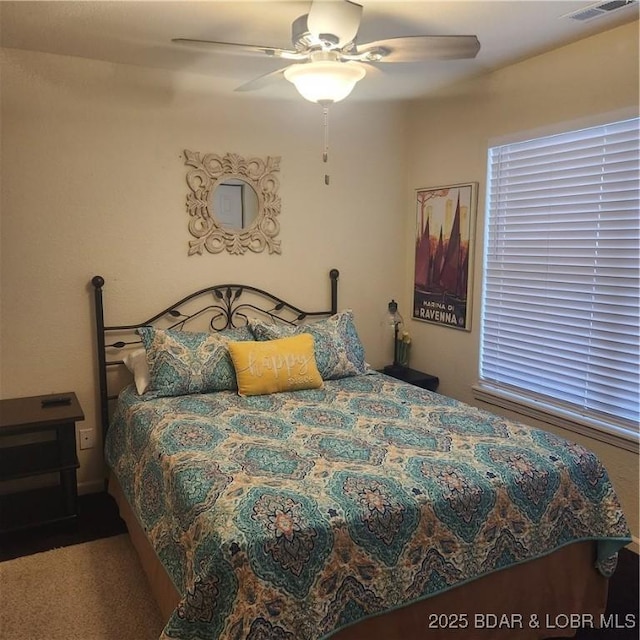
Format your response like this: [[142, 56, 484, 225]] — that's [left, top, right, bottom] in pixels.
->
[[359, 35, 481, 62], [307, 0, 363, 46], [171, 38, 307, 60], [235, 67, 289, 92]]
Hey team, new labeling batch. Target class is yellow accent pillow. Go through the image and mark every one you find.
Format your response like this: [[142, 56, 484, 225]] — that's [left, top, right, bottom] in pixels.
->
[[228, 334, 323, 396]]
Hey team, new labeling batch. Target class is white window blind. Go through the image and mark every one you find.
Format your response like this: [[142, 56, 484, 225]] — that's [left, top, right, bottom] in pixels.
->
[[480, 117, 639, 445]]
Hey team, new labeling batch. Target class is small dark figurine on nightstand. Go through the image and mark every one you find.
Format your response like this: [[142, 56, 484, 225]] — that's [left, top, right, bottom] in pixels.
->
[[380, 300, 440, 392]]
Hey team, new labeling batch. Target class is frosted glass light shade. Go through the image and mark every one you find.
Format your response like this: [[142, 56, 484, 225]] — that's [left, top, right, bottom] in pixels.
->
[[284, 61, 365, 103]]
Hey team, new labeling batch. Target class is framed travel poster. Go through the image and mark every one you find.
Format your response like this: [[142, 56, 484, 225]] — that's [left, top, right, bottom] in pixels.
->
[[413, 182, 478, 331]]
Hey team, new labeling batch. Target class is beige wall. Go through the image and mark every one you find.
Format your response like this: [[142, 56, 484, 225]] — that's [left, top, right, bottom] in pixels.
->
[[404, 21, 639, 545], [0, 47, 408, 490]]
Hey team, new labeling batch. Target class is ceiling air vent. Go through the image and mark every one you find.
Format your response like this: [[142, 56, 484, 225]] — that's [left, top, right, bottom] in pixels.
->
[[564, 0, 638, 21]]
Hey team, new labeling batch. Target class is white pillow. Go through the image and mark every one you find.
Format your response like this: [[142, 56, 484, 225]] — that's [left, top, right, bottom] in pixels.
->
[[123, 348, 150, 395]]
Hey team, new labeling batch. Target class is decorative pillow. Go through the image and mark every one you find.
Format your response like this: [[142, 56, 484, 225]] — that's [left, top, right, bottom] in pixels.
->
[[219, 326, 254, 341], [123, 348, 151, 395], [248, 310, 367, 380], [137, 327, 245, 397], [227, 334, 323, 396]]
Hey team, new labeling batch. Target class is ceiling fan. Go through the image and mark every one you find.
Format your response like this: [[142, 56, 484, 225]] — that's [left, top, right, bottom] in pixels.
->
[[172, 0, 481, 104]]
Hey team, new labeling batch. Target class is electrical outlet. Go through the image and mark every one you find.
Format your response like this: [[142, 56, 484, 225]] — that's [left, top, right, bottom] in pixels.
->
[[79, 429, 96, 450]]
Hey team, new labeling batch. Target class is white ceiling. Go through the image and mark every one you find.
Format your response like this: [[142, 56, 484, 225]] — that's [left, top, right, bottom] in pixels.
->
[[1, 0, 638, 102]]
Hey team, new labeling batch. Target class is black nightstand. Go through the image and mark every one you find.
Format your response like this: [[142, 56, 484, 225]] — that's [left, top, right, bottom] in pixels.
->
[[0, 392, 84, 533], [380, 365, 440, 392]]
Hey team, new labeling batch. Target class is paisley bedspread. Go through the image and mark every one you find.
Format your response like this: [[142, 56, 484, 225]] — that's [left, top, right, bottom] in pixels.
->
[[105, 373, 631, 640]]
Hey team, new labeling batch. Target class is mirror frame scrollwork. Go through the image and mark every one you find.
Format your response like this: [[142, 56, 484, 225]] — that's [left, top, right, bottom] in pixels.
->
[[184, 150, 282, 255]]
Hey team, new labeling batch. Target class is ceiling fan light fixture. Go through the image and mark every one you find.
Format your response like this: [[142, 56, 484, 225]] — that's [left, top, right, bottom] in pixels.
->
[[284, 60, 365, 103], [307, 0, 363, 47]]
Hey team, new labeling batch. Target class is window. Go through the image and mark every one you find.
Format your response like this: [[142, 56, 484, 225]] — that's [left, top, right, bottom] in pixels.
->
[[477, 117, 639, 450]]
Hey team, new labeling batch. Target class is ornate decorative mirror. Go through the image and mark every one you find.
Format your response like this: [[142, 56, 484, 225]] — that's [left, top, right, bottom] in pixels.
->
[[184, 150, 282, 255]]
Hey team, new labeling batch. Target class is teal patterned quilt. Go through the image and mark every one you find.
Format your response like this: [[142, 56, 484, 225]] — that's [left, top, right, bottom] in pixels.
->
[[105, 373, 631, 640]]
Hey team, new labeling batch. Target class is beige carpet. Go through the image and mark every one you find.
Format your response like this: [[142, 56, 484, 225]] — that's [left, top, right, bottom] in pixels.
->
[[0, 534, 164, 640]]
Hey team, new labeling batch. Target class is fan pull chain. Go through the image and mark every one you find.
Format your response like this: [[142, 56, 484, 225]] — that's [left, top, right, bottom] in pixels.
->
[[323, 105, 330, 186]]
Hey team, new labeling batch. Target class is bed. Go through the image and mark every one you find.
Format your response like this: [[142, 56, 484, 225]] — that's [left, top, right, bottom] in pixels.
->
[[91, 269, 631, 640]]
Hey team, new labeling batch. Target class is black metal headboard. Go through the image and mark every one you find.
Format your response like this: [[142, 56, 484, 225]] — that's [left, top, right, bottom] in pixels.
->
[[91, 269, 339, 442]]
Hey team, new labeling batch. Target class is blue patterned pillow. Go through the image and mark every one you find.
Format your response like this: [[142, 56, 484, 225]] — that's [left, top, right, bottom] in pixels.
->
[[248, 310, 366, 380], [137, 327, 250, 397]]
